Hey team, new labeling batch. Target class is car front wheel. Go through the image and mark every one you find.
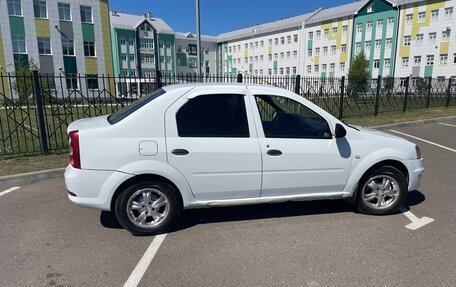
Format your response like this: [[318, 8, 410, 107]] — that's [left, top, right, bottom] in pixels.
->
[[356, 166, 407, 215], [115, 180, 182, 236]]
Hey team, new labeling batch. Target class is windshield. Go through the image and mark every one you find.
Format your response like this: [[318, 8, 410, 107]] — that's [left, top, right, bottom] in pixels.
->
[[108, 88, 166, 124]]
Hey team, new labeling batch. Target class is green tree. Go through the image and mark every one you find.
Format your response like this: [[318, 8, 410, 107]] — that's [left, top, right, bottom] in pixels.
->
[[383, 75, 395, 98], [12, 57, 52, 102], [348, 52, 370, 98], [414, 77, 427, 95]]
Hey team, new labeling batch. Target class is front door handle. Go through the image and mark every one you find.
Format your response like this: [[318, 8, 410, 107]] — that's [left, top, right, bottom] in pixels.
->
[[172, 149, 189, 156], [267, 149, 282, 156]]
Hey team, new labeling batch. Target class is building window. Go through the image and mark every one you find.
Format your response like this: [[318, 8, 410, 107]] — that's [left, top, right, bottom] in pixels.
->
[[386, 38, 392, 49], [268, 39, 272, 46], [129, 38, 134, 46], [406, 14, 413, 25], [120, 37, 126, 45], [280, 52, 284, 60], [293, 34, 298, 43], [323, 46, 328, 55], [129, 54, 135, 61], [314, 65, 319, 73], [442, 30, 451, 42], [323, 29, 329, 39], [355, 42, 361, 54], [287, 35, 291, 44], [33, 0, 47, 18], [418, 12, 426, 23], [286, 67, 290, 75], [280, 37, 284, 44], [280, 68, 283, 75], [340, 62, 345, 71], [121, 53, 127, 61], [268, 69, 272, 75], [444, 7, 453, 19], [84, 41, 95, 57], [366, 22, 372, 32], [268, 54, 272, 61], [365, 42, 371, 53], [87, 74, 99, 90], [416, 34, 423, 45], [274, 38, 278, 45], [330, 63, 335, 72], [387, 18, 394, 29], [440, 54, 448, 65], [274, 53, 278, 60], [375, 40, 381, 50], [426, 55, 434, 66], [322, 64, 327, 72], [309, 32, 314, 40], [431, 10, 439, 21], [37, 37, 51, 54], [316, 30, 321, 39], [384, 59, 391, 69], [427, 33, 437, 45], [80, 5, 92, 23], [342, 25, 348, 35], [260, 40, 264, 47], [66, 75, 78, 90], [293, 50, 297, 59], [453, 53, 456, 64], [402, 57, 409, 67], [331, 45, 336, 55], [414, 56, 421, 66], [332, 27, 337, 37], [357, 24, 362, 33], [367, 5, 374, 13], [12, 36, 26, 53], [286, 52, 290, 59], [188, 58, 196, 68], [341, 44, 346, 53], [7, 0, 21, 16], [377, 20, 383, 30], [403, 36, 411, 46], [260, 55, 264, 62], [373, 60, 380, 69], [62, 39, 74, 55], [315, 47, 320, 56], [58, 3, 71, 21], [307, 65, 311, 73]]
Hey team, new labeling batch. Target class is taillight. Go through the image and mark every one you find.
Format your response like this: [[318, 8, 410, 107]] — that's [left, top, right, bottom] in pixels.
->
[[69, 130, 81, 169]]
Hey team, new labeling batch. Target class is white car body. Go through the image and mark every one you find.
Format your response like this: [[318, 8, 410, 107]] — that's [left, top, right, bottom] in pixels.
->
[[64, 83, 424, 212]]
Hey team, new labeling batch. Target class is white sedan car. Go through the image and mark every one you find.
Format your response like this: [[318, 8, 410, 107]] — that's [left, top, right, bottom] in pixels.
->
[[65, 84, 424, 235]]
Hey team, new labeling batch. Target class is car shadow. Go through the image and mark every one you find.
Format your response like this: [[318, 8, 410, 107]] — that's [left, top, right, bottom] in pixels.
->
[[99, 190, 427, 232]]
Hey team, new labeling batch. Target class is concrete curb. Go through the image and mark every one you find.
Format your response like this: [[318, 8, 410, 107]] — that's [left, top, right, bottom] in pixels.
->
[[0, 168, 65, 186], [370, 116, 456, 130]]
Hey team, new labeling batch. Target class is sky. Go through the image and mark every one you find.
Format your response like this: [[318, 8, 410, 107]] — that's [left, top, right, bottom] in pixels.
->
[[109, 0, 355, 36]]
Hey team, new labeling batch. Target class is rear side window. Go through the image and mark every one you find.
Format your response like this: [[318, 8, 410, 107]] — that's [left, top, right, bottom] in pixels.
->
[[176, 94, 249, 137], [108, 88, 166, 124]]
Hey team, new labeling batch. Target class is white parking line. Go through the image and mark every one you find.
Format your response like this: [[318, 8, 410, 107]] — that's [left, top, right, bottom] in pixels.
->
[[438, 122, 456, 128], [0, 187, 21, 197], [399, 207, 434, 230], [389, 130, 456, 153], [123, 233, 167, 287]]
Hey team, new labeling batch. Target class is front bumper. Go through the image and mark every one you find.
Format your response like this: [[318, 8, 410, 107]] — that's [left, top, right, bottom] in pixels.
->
[[64, 165, 132, 211], [404, 158, 424, 191]]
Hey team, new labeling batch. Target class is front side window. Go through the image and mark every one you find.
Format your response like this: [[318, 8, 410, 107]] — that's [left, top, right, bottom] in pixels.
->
[[7, 0, 21, 16], [12, 35, 26, 53], [80, 5, 92, 23], [37, 37, 51, 54], [58, 3, 71, 20], [84, 41, 95, 56], [33, 0, 47, 18], [176, 94, 249, 138], [255, 95, 331, 139]]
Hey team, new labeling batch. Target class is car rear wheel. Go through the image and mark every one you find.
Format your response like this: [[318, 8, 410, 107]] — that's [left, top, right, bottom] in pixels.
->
[[115, 180, 181, 236], [356, 166, 407, 215]]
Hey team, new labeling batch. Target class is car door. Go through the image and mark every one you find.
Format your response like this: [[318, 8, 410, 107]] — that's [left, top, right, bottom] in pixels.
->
[[249, 87, 352, 197], [165, 86, 262, 201]]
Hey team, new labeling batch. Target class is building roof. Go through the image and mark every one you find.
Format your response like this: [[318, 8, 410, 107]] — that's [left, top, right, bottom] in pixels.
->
[[175, 32, 218, 42], [307, 1, 368, 25], [110, 11, 175, 34], [217, 10, 319, 42]]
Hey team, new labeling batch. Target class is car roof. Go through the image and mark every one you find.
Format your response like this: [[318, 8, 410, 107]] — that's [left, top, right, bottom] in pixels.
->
[[161, 82, 289, 93]]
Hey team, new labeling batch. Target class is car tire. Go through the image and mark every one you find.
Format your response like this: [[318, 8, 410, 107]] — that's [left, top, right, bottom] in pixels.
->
[[356, 166, 407, 215], [115, 180, 182, 236]]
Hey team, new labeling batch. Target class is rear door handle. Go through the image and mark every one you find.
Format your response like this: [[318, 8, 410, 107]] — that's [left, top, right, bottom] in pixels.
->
[[172, 149, 189, 156], [267, 149, 282, 156]]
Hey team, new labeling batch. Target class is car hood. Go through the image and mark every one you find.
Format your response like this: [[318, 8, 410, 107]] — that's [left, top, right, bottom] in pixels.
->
[[352, 125, 408, 141]]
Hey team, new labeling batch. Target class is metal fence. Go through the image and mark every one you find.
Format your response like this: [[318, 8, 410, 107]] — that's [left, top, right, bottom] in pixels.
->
[[0, 71, 455, 156]]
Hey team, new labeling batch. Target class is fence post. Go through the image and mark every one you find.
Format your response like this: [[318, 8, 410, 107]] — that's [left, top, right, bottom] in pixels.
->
[[294, 74, 301, 95], [237, 73, 243, 83], [339, 76, 345, 120], [403, 77, 409, 113], [374, 75, 381, 116], [32, 70, 49, 155], [446, 77, 452, 107], [426, 77, 432, 108], [156, 70, 162, 89]]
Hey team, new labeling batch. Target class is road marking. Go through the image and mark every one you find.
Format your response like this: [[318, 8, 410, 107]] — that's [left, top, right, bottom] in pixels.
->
[[389, 130, 456, 153], [0, 187, 20, 197], [438, 122, 456, 128], [399, 207, 434, 230], [124, 233, 167, 287]]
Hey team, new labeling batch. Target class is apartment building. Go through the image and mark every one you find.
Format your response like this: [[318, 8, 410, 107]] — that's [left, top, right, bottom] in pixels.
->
[[217, 12, 316, 77], [0, 0, 114, 91], [175, 32, 217, 75], [304, 2, 362, 78], [395, 0, 456, 80]]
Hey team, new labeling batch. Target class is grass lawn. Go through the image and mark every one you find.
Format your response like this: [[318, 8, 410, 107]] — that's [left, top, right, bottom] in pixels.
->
[[0, 152, 68, 177]]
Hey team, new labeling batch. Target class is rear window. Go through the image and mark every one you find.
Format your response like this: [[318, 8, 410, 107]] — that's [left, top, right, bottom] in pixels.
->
[[108, 88, 166, 124]]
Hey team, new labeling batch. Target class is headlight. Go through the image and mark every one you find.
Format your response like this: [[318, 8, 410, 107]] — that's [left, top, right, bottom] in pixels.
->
[[415, 145, 422, 159]]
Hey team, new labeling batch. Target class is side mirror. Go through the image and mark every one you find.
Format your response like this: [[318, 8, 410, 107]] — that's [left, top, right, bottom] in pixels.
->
[[335, 123, 347, 138]]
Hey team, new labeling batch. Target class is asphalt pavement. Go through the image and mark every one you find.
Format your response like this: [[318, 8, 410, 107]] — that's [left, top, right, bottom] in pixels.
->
[[1, 119, 455, 287]]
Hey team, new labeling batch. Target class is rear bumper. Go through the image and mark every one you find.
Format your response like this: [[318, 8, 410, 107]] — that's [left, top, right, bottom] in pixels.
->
[[64, 165, 132, 211], [404, 158, 424, 191]]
